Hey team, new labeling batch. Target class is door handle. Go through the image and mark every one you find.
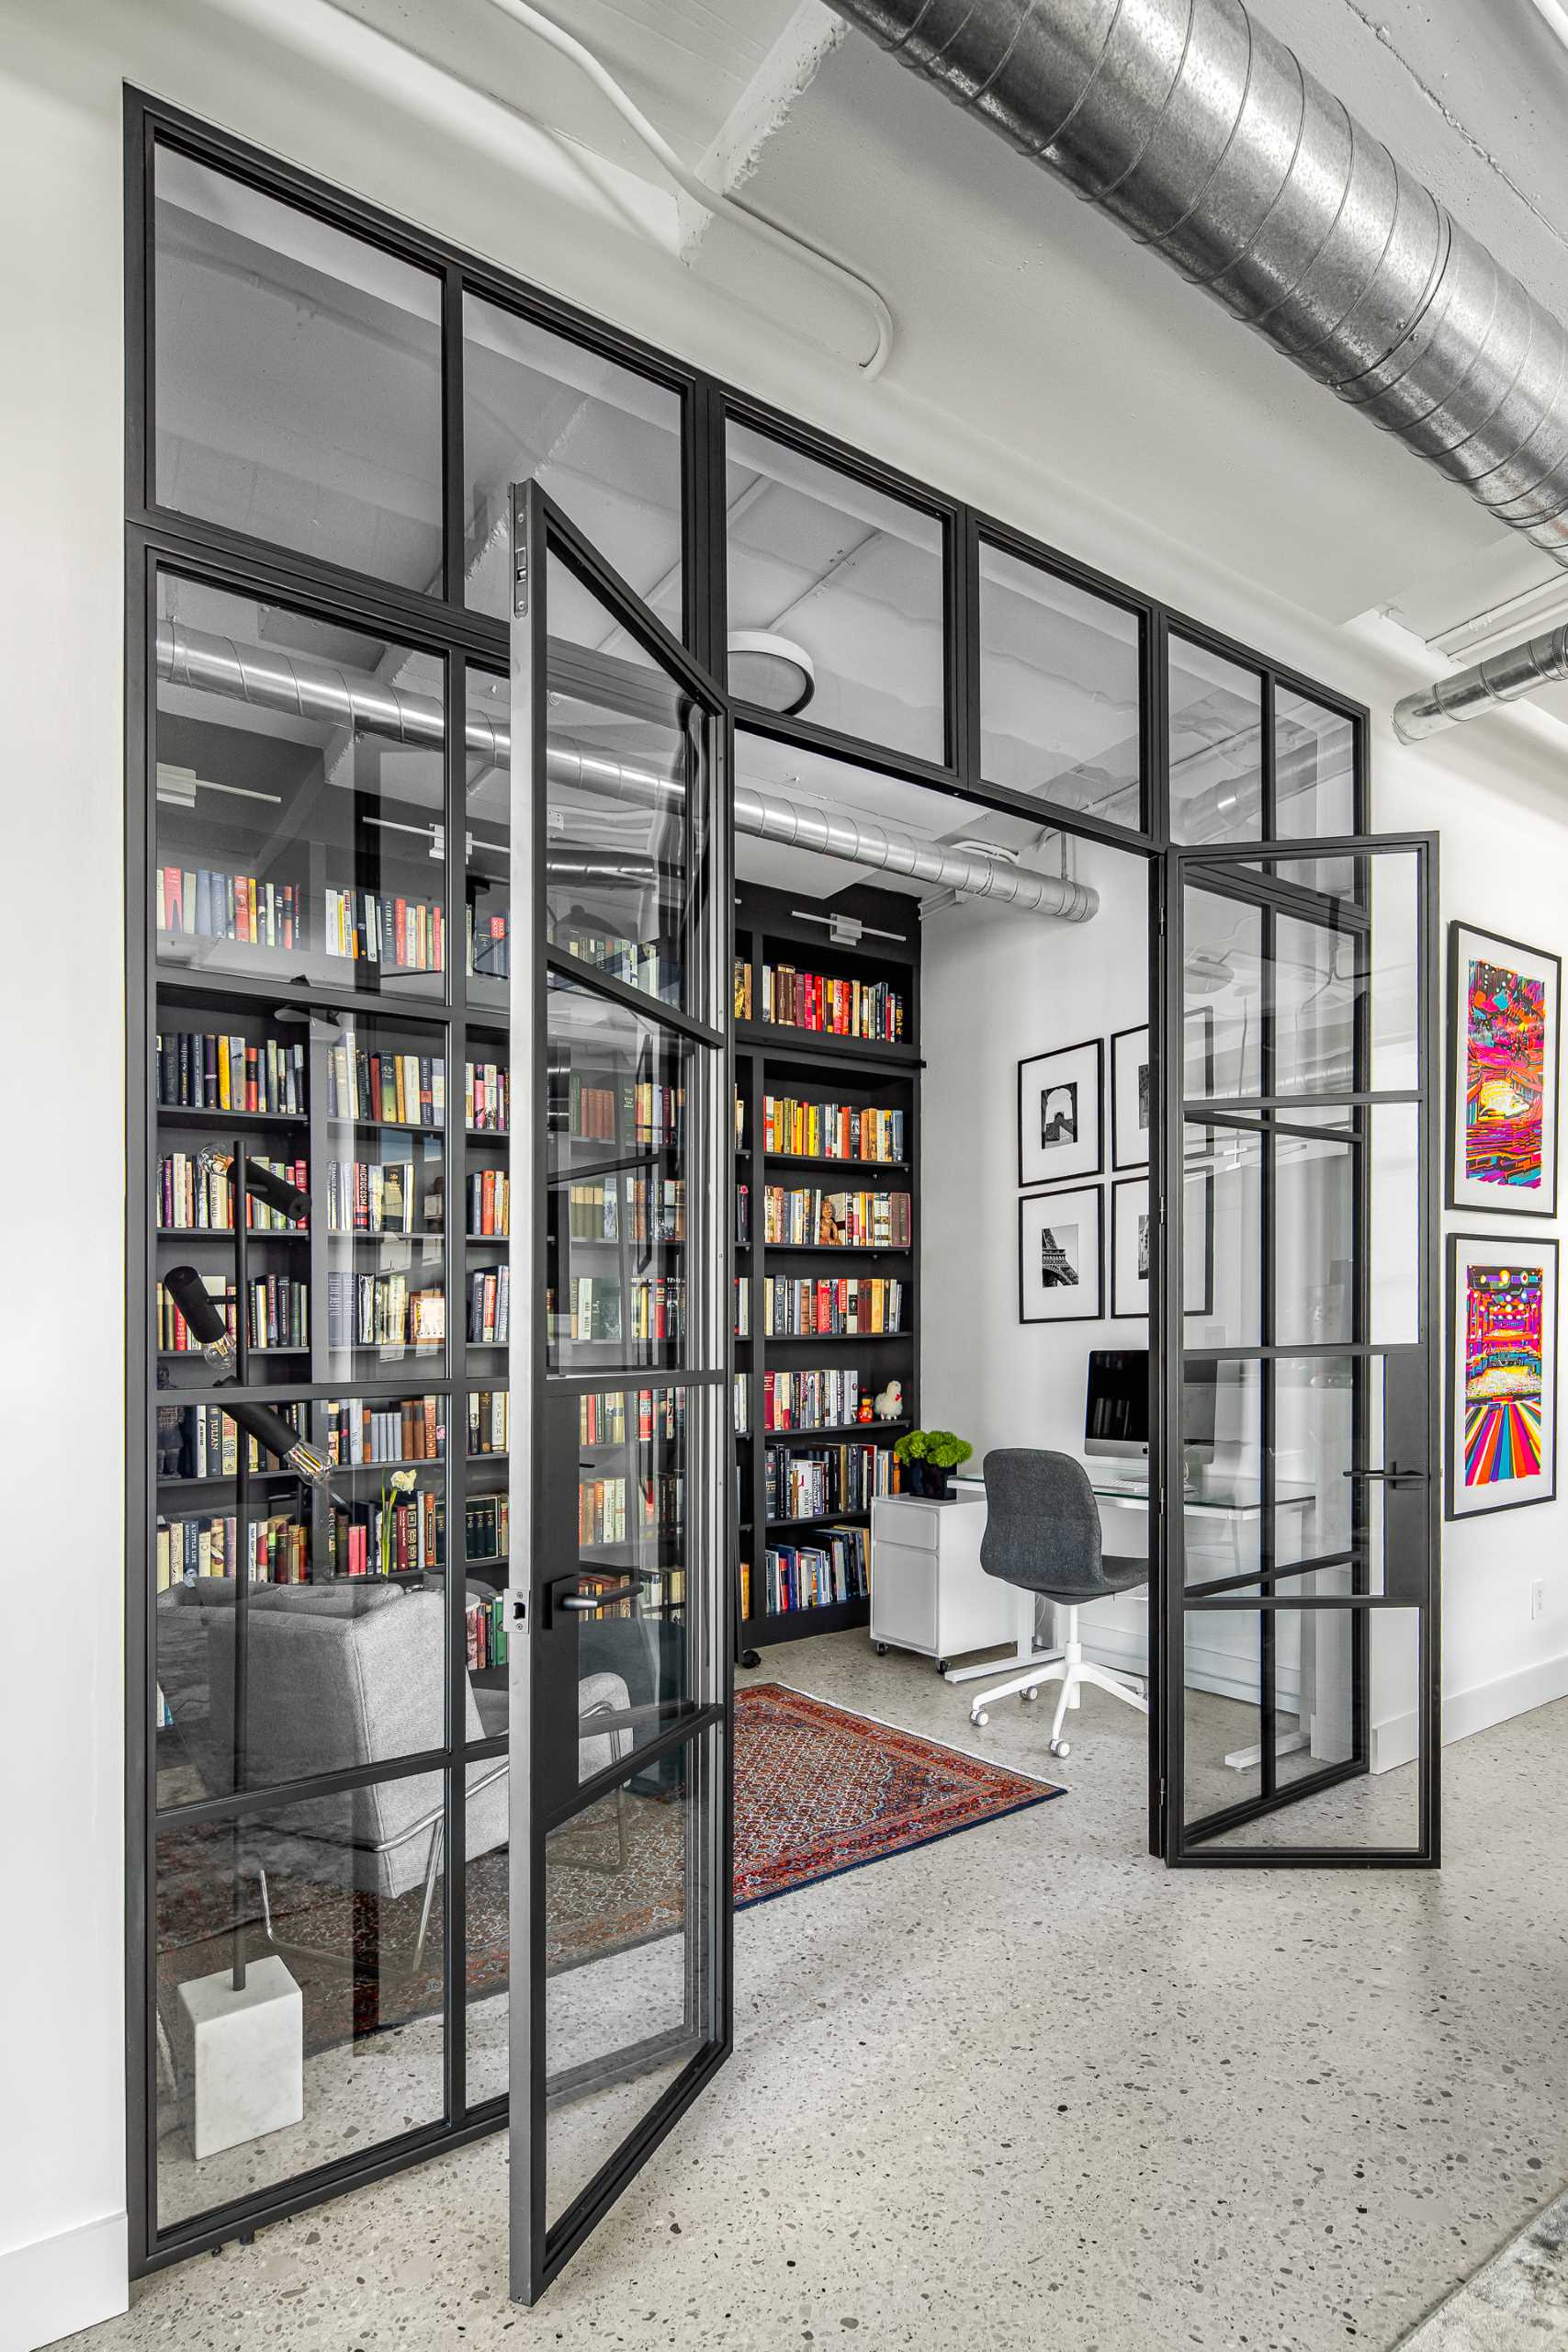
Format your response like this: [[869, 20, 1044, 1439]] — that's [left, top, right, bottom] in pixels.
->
[[1342, 1467, 1427, 1488], [559, 1583, 639, 1611], [548, 1570, 647, 1621]]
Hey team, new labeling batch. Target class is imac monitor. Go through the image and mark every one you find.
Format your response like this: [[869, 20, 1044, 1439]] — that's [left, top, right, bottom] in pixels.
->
[[1084, 1350, 1218, 1469]]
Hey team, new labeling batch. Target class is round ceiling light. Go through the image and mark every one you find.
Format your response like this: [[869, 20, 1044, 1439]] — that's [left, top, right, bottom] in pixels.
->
[[728, 631, 816, 716]]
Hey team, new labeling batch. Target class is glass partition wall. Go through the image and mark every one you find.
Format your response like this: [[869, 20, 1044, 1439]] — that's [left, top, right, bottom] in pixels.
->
[[127, 92, 1390, 2278]]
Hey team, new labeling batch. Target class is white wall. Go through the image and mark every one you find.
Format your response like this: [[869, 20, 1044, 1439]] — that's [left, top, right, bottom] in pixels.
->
[[5, 0, 1568, 2339]]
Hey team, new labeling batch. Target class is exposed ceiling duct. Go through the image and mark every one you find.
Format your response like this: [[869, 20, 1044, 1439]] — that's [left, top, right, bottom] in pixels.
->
[[1392, 622, 1568, 741], [155, 620, 1098, 921], [826, 0, 1568, 571]]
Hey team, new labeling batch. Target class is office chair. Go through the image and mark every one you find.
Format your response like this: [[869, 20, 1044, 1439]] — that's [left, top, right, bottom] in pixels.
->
[[968, 1449, 1149, 1757]]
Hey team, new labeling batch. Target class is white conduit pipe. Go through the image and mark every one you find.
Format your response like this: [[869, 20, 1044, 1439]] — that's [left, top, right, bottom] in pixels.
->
[[481, 0, 894, 379], [156, 621, 1098, 921]]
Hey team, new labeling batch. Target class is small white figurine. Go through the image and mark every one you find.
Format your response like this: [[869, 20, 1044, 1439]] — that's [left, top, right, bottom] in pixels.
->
[[874, 1380, 904, 1421]]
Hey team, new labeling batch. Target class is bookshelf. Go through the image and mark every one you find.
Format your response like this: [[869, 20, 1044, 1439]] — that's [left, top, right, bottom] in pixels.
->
[[731, 878, 920, 1657]]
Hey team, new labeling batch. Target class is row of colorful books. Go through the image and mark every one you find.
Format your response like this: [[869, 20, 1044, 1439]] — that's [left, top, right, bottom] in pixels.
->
[[323, 1396, 444, 1466], [549, 1274, 684, 1344], [324, 1159, 421, 1235], [326, 1046, 445, 1129], [761, 1526, 870, 1614], [761, 1096, 906, 1162], [156, 1402, 299, 1482], [554, 1074, 682, 1147], [577, 1473, 683, 1547], [558, 923, 677, 1003], [324, 887, 444, 972], [761, 1368, 864, 1432], [156, 1031, 306, 1116], [761, 1276, 906, 1336], [467, 1591, 508, 1670], [761, 1187, 912, 1248], [734, 959, 906, 1042], [468, 905, 510, 980], [324, 1272, 445, 1351], [468, 1169, 510, 1238], [157, 1274, 309, 1353], [328, 1494, 446, 1575], [578, 1388, 681, 1444], [469, 1389, 510, 1454], [468, 1061, 509, 1132], [564, 1177, 683, 1244], [468, 1267, 512, 1346], [158, 866, 300, 950], [466, 1495, 509, 1560], [155, 1513, 310, 1587], [158, 1155, 308, 1234], [764, 1442, 899, 1521]]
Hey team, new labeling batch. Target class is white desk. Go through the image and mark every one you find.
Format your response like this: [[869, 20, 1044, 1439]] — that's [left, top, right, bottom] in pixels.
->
[[933, 1471, 1322, 1771]]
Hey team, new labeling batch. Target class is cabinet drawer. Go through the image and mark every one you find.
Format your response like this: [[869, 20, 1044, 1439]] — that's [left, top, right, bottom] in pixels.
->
[[870, 1498, 942, 1551], [870, 1539, 939, 1649]]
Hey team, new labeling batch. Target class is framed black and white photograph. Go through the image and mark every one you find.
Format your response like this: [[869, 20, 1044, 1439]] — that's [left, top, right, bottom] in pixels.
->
[[1446, 921, 1561, 1219], [1111, 1011, 1217, 1171], [1018, 1038, 1103, 1189], [1019, 1186, 1104, 1324], [1111, 1171, 1213, 1317], [1445, 1232, 1559, 1522]]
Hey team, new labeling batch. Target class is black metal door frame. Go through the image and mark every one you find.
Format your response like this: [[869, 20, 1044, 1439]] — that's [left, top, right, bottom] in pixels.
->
[[507, 483, 736, 2302], [1156, 832, 1441, 1867]]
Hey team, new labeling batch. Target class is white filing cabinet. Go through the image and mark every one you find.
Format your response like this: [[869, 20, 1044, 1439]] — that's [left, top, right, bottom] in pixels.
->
[[869, 1491, 1018, 1669]]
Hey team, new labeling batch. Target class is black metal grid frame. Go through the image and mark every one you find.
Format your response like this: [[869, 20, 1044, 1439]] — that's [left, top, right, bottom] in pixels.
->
[[121, 82, 1387, 2279], [1157, 832, 1441, 1867], [509, 481, 735, 2304]]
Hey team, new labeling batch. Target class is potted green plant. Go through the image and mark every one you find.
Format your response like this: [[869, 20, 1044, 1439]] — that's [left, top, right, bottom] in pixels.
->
[[893, 1428, 974, 1501]]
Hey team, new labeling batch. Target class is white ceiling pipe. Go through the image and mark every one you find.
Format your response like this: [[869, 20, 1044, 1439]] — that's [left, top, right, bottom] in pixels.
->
[[156, 621, 1097, 920]]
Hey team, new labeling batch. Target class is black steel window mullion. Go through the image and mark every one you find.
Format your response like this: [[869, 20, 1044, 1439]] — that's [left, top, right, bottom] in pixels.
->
[[126, 533, 159, 2275], [1159, 852, 1187, 1857], [1258, 900, 1278, 1804], [442, 263, 465, 610], [1146, 851, 1169, 1855], [948, 504, 975, 784], [445, 642, 469, 2132], [689, 376, 723, 677], [1261, 670, 1277, 845]]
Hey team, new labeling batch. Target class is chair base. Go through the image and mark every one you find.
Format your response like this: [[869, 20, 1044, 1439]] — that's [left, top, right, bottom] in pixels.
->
[[968, 1611, 1147, 1757]]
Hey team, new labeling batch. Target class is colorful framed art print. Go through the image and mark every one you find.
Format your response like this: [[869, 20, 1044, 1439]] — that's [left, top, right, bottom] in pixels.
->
[[1447, 922, 1561, 1217], [1445, 1233, 1558, 1521]]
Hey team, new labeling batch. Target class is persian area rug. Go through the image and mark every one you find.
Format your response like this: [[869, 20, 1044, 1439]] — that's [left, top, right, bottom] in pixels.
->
[[155, 1688, 1063, 2062], [729, 1681, 1064, 1907]]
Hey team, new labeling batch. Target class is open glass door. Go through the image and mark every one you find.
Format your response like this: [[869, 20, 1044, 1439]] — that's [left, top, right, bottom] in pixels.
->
[[1158, 833, 1439, 1864], [508, 483, 733, 2299]]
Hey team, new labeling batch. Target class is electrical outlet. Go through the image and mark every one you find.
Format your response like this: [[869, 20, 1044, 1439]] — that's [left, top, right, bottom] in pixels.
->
[[1531, 1579, 1546, 1622]]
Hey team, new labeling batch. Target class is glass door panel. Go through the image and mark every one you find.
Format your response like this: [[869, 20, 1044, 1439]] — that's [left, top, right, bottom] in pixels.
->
[[1162, 838, 1438, 1865], [510, 485, 732, 2302]]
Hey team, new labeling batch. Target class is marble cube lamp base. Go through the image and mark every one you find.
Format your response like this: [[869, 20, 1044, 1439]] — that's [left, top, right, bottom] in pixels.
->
[[173, 1954, 304, 2160]]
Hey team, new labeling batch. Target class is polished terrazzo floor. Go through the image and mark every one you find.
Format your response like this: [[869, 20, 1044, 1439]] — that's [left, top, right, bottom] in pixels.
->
[[66, 1634, 1568, 2352]]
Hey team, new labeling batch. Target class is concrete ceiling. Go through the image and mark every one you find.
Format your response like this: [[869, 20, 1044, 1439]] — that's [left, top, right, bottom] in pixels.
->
[[333, 0, 1568, 695]]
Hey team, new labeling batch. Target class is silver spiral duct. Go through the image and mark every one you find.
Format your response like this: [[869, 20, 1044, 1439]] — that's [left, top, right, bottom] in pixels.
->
[[1393, 623, 1568, 741], [155, 620, 1098, 920], [828, 0, 1568, 565]]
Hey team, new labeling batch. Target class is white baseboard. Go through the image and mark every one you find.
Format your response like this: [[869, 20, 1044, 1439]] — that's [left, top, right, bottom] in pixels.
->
[[0, 2211, 128, 2352], [1373, 1647, 1568, 1774]]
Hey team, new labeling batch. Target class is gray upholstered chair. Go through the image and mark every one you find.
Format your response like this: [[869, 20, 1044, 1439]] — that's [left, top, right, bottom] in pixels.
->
[[966, 1449, 1148, 1757], [157, 1579, 631, 2007]]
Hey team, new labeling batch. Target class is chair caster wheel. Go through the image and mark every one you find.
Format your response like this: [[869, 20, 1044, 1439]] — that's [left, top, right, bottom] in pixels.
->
[[1049, 1737, 1070, 1758], [973, 1711, 989, 1727], [935, 1659, 949, 1675], [875, 1643, 888, 1657], [1022, 1686, 1039, 1702]]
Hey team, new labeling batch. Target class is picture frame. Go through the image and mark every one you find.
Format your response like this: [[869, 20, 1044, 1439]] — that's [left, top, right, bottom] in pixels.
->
[[1018, 1038, 1103, 1189], [1446, 921, 1561, 1218], [1110, 1170, 1213, 1317], [1111, 1010, 1217, 1171], [1445, 1232, 1558, 1521], [1019, 1186, 1104, 1324]]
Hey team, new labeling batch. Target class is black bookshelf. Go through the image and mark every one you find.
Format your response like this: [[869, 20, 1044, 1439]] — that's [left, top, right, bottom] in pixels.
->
[[731, 878, 920, 1655]]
